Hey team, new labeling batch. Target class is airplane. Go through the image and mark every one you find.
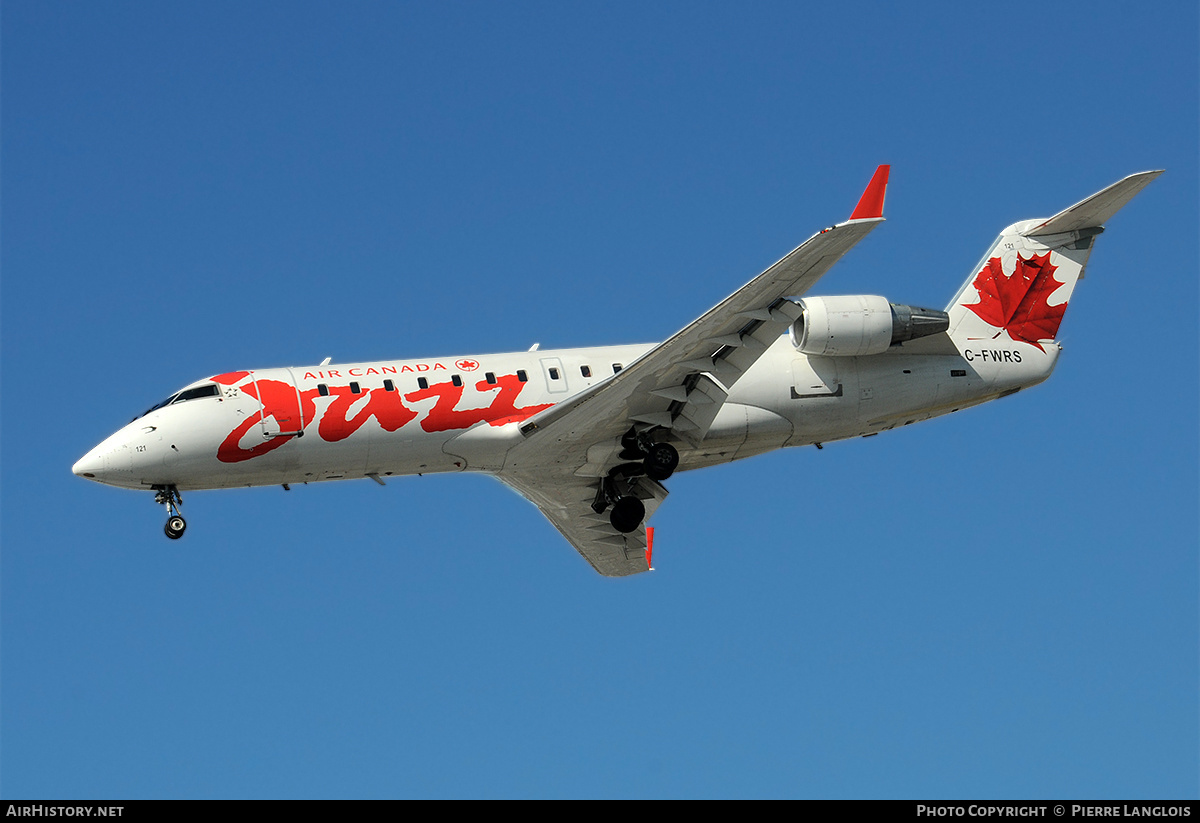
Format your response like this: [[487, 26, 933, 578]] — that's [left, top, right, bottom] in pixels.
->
[[72, 167, 1161, 576]]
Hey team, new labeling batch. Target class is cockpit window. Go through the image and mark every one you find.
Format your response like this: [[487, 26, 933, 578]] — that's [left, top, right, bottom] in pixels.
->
[[142, 393, 180, 417], [142, 384, 220, 417], [174, 384, 221, 403]]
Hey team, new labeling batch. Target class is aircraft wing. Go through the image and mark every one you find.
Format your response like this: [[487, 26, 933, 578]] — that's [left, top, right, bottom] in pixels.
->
[[502, 167, 890, 575]]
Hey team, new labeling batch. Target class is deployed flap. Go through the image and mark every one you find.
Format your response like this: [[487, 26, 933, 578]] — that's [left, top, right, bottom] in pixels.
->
[[664, 373, 727, 447], [1025, 170, 1164, 236]]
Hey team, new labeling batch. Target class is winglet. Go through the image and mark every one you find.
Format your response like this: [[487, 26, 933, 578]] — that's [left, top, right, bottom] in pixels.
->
[[849, 164, 890, 220]]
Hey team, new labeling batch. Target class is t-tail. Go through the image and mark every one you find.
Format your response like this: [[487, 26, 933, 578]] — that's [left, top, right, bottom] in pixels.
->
[[945, 171, 1163, 351]]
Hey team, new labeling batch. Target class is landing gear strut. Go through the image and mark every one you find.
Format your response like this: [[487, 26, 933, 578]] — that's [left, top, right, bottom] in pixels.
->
[[154, 485, 186, 539]]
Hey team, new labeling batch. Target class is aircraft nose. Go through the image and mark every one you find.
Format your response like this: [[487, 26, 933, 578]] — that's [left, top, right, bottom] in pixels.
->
[[72, 450, 104, 478], [71, 433, 136, 487]]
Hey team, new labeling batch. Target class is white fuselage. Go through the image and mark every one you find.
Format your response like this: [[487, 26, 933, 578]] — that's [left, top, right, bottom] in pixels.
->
[[72, 334, 1058, 493]]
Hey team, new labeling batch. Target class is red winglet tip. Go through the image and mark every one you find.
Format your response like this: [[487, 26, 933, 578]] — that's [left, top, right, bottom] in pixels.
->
[[645, 527, 654, 571], [849, 164, 890, 220]]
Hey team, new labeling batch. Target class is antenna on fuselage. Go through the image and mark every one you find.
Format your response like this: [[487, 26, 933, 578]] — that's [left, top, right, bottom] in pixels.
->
[[320, 357, 332, 366], [528, 343, 539, 352]]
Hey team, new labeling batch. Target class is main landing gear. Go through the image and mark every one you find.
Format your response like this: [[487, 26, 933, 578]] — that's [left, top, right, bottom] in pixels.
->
[[643, 441, 679, 482], [619, 428, 679, 482], [593, 430, 681, 533], [592, 469, 647, 533], [154, 485, 186, 539]]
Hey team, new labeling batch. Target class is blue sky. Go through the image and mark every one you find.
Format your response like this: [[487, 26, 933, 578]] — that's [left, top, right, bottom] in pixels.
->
[[3, 1, 1196, 799]]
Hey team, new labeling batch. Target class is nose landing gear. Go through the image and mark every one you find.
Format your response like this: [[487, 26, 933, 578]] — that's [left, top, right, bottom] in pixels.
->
[[154, 485, 186, 539]]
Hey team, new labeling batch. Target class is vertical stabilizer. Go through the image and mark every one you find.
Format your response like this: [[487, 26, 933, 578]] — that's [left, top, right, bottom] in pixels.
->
[[946, 171, 1161, 349]]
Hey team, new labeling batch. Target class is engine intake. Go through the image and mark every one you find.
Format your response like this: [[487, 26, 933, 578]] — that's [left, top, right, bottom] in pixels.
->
[[790, 295, 950, 357]]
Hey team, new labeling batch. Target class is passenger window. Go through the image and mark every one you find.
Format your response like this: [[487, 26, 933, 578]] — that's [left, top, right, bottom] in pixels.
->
[[612, 363, 623, 373], [485, 372, 497, 385], [549, 368, 560, 380], [451, 375, 462, 387], [581, 365, 591, 377], [318, 384, 330, 397], [383, 379, 395, 392], [418, 377, 428, 390], [349, 381, 361, 394], [517, 370, 527, 383]]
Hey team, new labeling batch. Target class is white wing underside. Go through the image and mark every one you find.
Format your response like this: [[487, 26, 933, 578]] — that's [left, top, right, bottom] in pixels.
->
[[501, 215, 884, 576], [500, 469, 668, 577]]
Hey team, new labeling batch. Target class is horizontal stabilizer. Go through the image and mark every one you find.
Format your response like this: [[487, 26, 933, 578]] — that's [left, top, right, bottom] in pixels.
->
[[1024, 170, 1163, 236]]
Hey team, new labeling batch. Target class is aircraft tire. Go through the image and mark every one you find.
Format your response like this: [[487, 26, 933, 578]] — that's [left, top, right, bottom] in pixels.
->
[[643, 442, 679, 481], [609, 496, 645, 534], [165, 516, 186, 540]]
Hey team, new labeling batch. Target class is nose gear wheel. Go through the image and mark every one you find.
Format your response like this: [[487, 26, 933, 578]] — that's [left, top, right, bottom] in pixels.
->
[[154, 485, 187, 540]]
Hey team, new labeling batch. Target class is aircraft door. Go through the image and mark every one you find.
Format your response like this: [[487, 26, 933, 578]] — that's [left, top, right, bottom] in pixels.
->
[[250, 369, 307, 438], [539, 357, 569, 394]]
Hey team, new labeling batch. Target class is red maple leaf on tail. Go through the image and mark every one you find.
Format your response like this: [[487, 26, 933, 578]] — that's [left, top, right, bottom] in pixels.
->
[[963, 252, 1067, 351]]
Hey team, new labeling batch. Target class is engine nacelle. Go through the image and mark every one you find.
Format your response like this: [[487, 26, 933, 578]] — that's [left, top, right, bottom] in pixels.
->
[[790, 295, 950, 357]]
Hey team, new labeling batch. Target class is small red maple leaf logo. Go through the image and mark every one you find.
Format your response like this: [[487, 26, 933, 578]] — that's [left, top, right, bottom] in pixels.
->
[[455, 359, 480, 371], [962, 252, 1067, 351]]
